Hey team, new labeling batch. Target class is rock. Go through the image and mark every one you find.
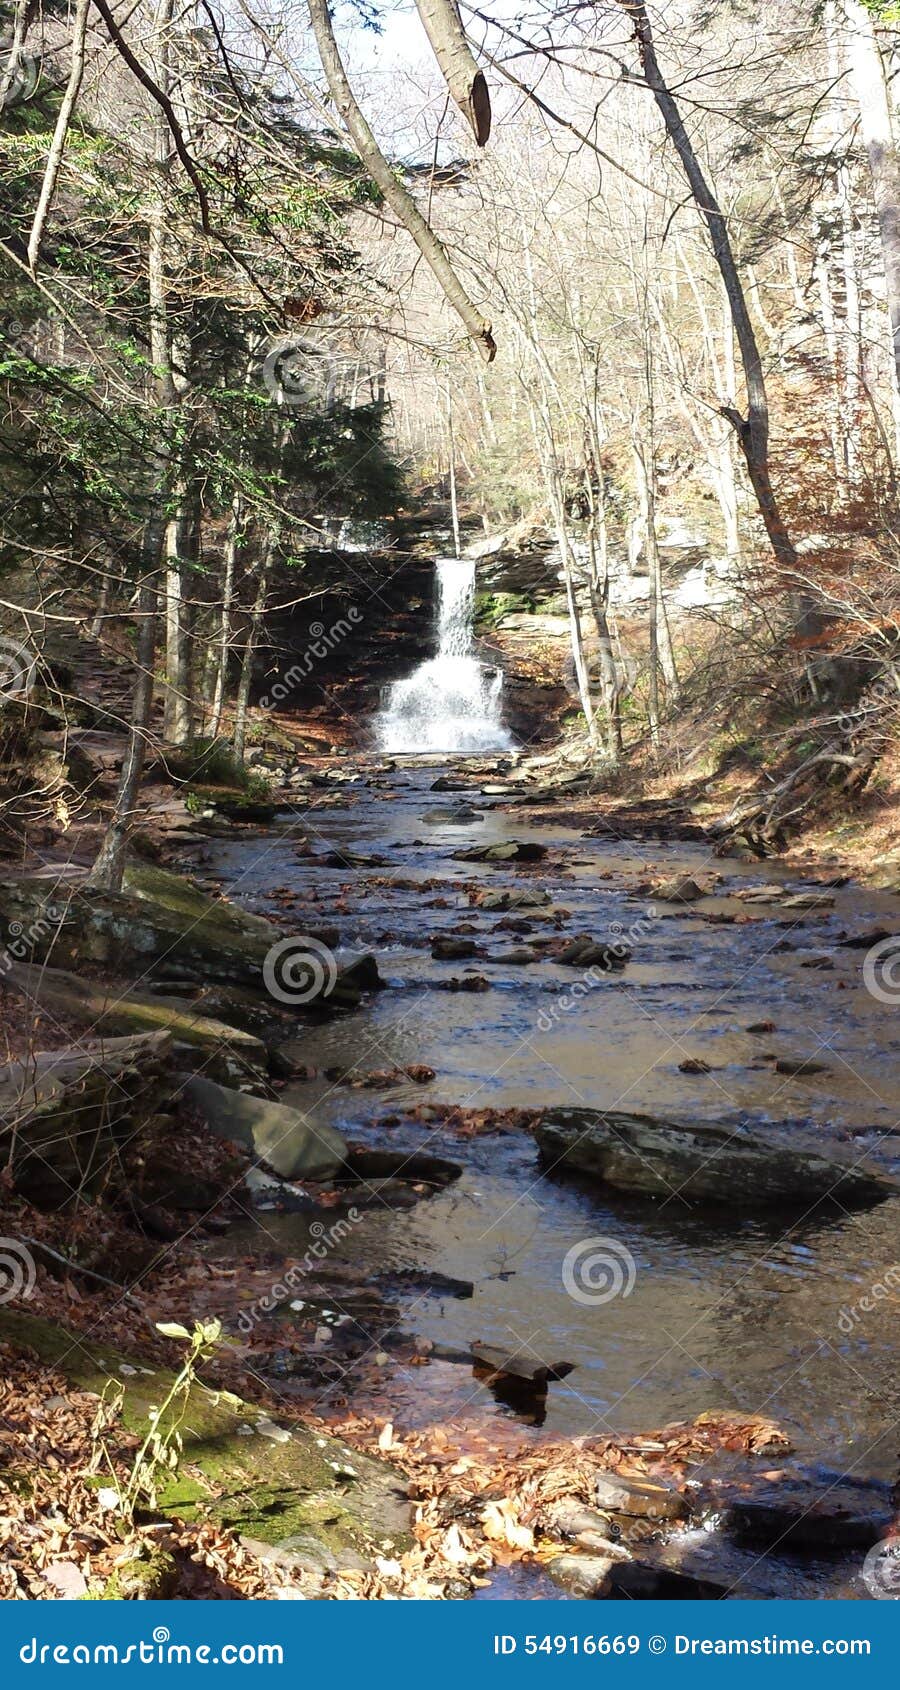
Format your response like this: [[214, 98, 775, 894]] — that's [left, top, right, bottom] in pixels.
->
[[431, 937, 479, 960], [431, 776, 470, 791], [334, 952, 384, 999], [722, 1467, 894, 1550], [425, 806, 484, 824], [342, 1147, 462, 1188], [435, 973, 490, 992], [557, 936, 629, 970], [99, 1545, 179, 1600], [545, 1498, 635, 1556], [546, 1553, 620, 1598], [652, 875, 708, 903], [455, 840, 548, 863], [371, 1269, 473, 1300], [480, 888, 551, 911], [679, 1057, 712, 1074], [4, 962, 267, 1085], [839, 928, 898, 951], [773, 1057, 831, 1076], [490, 947, 537, 964], [470, 1341, 574, 1385], [594, 1471, 690, 1522], [781, 891, 835, 910], [533, 1108, 894, 1209], [601, 1561, 730, 1600], [0, 874, 286, 995], [182, 1075, 347, 1180], [0, 1031, 172, 1205], [0, 1305, 411, 1563], [244, 1167, 314, 1213]]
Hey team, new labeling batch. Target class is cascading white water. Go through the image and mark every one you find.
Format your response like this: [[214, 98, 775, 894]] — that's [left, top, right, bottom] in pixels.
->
[[374, 558, 512, 754]]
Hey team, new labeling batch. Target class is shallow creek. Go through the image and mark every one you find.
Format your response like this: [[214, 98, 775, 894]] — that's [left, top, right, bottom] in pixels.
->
[[198, 762, 900, 1597]]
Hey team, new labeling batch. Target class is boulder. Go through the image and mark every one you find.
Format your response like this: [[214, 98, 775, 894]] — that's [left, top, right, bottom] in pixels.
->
[[431, 937, 479, 960], [0, 1306, 411, 1562], [546, 1553, 621, 1598], [182, 1075, 346, 1180], [652, 874, 708, 903], [557, 936, 630, 970], [480, 888, 551, 911], [533, 1108, 895, 1209], [0, 872, 373, 1010]]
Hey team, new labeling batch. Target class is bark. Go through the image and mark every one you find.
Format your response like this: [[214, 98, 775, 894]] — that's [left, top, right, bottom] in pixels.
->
[[232, 533, 275, 762], [306, 0, 495, 362], [88, 0, 173, 890], [26, 0, 89, 276], [162, 485, 196, 744], [842, 2, 900, 370], [619, 1, 798, 581], [208, 488, 242, 737], [413, 0, 490, 144], [841, 1, 900, 429], [86, 543, 161, 890]]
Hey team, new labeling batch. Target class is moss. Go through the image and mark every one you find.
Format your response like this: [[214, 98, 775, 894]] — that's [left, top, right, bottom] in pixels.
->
[[0, 1307, 410, 1557], [163, 738, 251, 789], [474, 590, 535, 630], [90, 1546, 178, 1600], [122, 862, 276, 945]]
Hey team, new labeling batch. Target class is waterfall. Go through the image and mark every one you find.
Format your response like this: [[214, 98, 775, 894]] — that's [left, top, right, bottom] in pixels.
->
[[373, 558, 512, 755]]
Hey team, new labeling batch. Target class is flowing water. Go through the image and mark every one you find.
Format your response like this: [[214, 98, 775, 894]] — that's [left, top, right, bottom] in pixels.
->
[[197, 765, 900, 1598], [373, 558, 511, 754]]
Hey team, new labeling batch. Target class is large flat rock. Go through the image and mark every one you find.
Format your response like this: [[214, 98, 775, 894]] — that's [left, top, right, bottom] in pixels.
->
[[534, 1108, 895, 1209]]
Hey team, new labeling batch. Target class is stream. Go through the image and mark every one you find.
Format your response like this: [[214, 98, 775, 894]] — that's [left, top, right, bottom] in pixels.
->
[[195, 762, 900, 1598]]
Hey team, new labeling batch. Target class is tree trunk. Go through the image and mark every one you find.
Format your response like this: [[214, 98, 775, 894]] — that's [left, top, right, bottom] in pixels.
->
[[88, 0, 174, 890], [307, 0, 495, 361], [620, 0, 799, 583], [232, 533, 276, 762], [842, 0, 900, 405], [163, 483, 196, 744], [208, 487, 242, 737]]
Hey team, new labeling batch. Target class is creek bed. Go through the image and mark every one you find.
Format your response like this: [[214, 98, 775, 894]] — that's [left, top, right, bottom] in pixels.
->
[[194, 762, 900, 1597]]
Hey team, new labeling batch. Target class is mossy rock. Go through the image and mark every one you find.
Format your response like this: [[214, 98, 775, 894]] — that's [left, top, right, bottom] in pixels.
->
[[474, 590, 536, 630], [0, 1307, 411, 1559], [4, 961, 268, 1085], [91, 1546, 178, 1600], [162, 738, 251, 789], [122, 862, 276, 943]]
